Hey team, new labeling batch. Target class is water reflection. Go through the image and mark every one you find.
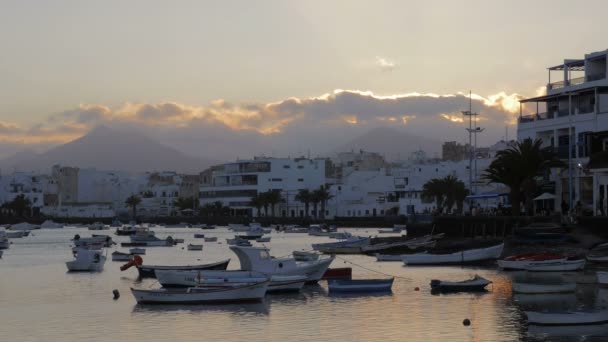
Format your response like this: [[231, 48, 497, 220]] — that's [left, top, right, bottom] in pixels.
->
[[527, 324, 608, 340], [132, 300, 271, 316]]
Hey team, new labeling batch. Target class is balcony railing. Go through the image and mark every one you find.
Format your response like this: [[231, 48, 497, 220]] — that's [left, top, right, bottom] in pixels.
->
[[587, 73, 606, 82], [548, 80, 565, 90], [569, 76, 585, 86]]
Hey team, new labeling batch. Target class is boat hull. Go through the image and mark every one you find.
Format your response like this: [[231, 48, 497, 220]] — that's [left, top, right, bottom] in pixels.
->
[[155, 270, 306, 292], [136, 259, 230, 278], [526, 311, 608, 325], [328, 279, 393, 293], [524, 259, 586, 272], [402, 243, 504, 265], [131, 281, 269, 304]]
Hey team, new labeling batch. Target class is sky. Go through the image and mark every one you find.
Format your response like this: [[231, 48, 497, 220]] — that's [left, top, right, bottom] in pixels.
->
[[1, 0, 607, 160]]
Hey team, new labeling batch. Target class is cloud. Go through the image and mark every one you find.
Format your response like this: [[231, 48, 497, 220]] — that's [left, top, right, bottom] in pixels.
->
[[375, 56, 397, 71], [0, 89, 524, 160]]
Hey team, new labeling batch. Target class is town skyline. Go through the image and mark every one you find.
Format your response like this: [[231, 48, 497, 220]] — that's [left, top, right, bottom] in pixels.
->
[[2, 1, 608, 160]]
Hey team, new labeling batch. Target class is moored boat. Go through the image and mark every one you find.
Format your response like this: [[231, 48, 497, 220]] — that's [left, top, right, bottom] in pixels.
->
[[430, 275, 491, 292], [321, 267, 353, 281], [0, 231, 9, 249], [155, 270, 307, 292], [375, 254, 403, 262], [5, 230, 29, 238], [512, 282, 576, 294], [597, 271, 608, 285], [41, 220, 63, 229], [312, 236, 370, 254], [498, 252, 566, 270], [526, 310, 608, 325], [362, 233, 443, 253], [256, 236, 271, 243], [328, 278, 394, 293], [129, 248, 146, 255], [194, 233, 205, 239], [524, 258, 586, 272], [112, 251, 133, 262], [204, 237, 218, 242], [131, 279, 270, 304], [115, 225, 138, 236], [88, 222, 108, 230], [402, 243, 504, 265], [226, 238, 252, 246], [66, 248, 106, 272], [121, 256, 231, 278]]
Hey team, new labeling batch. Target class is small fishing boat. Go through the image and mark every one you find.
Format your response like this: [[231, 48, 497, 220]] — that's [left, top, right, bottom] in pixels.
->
[[526, 310, 608, 325], [375, 254, 403, 262], [329, 231, 352, 240], [512, 282, 576, 294], [312, 236, 371, 254], [587, 242, 608, 262], [72, 234, 115, 248], [187, 244, 203, 251], [10, 222, 39, 231], [328, 278, 394, 293], [155, 270, 307, 292], [194, 233, 205, 239], [321, 267, 352, 281], [115, 225, 138, 236], [597, 271, 608, 285], [293, 250, 320, 262], [378, 224, 406, 234], [402, 243, 504, 265], [204, 237, 218, 242], [66, 248, 106, 272], [121, 257, 231, 278], [498, 252, 566, 270], [430, 275, 491, 292], [0, 231, 9, 249], [129, 248, 146, 255], [41, 220, 63, 229], [284, 225, 308, 233], [131, 279, 270, 304], [255, 236, 271, 243], [524, 258, 586, 272], [308, 225, 330, 237], [112, 251, 133, 262], [88, 222, 108, 230], [200, 224, 216, 230], [226, 238, 252, 247], [362, 234, 443, 253]]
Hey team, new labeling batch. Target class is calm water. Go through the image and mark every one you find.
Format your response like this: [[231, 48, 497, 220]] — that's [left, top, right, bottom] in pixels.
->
[[2, 227, 608, 342]]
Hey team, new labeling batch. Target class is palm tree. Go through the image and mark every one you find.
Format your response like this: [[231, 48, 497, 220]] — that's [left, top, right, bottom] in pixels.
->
[[4, 194, 32, 217], [483, 138, 563, 216], [248, 194, 264, 217], [295, 189, 312, 218], [264, 190, 283, 217], [453, 180, 470, 214], [125, 195, 142, 219], [313, 185, 333, 219], [421, 178, 445, 213], [310, 191, 322, 219]]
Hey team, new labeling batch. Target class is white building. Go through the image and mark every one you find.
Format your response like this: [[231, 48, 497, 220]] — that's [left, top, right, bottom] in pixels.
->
[[518, 49, 608, 214], [199, 157, 327, 217], [0, 172, 45, 211]]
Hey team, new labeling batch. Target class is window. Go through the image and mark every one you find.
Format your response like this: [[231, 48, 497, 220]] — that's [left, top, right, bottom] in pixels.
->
[[297, 165, 304, 169], [283, 165, 290, 169], [365, 209, 369, 215], [338, 186, 342, 191], [418, 168, 421, 172], [298, 178, 304, 182], [271, 178, 282, 182]]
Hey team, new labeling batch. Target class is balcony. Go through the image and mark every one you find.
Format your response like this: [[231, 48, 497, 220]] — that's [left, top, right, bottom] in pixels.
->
[[587, 73, 606, 82]]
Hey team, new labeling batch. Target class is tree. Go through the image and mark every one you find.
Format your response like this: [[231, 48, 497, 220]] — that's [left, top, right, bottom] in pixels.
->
[[200, 201, 230, 217], [483, 138, 564, 216], [174, 197, 199, 212], [3, 194, 32, 217], [248, 194, 264, 217], [295, 189, 312, 218], [125, 195, 142, 219], [313, 185, 333, 219], [310, 191, 322, 219], [422, 178, 446, 213], [264, 190, 283, 217]]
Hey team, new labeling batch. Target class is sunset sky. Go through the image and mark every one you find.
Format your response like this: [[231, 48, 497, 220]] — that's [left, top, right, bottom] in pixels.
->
[[1, 0, 607, 159]]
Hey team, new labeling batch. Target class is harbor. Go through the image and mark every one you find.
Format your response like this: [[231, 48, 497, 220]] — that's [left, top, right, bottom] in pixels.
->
[[2, 224, 608, 341]]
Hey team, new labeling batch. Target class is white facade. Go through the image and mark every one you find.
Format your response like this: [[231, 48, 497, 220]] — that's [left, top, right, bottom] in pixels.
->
[[199, 157, 327, 217], [0, 172, 45, 209], [41, 204, 116, 218], [518, 49, 608, 214]]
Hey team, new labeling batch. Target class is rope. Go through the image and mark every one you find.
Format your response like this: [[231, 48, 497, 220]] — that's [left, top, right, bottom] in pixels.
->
[[334, 255, 411, 281]]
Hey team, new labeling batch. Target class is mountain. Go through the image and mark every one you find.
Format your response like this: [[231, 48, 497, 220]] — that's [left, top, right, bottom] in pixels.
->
[[0, 126, 219, 173], [333, 127, 442, 160]]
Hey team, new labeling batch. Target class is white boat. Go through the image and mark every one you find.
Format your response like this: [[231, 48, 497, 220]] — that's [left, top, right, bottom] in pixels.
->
[[329, 232, 352, 239], [227, 238, 252, 246], [512, 282, 576, 294], [131, 279, 270, 304], [129, 227, 157, 242], [308, 225, 330, 236], [88, 222, 108, 230], [378, 224, 406, 234], [284, 225, 308, 233], [293, 250, 320, 262], [66, 248, 106, 272], [41, 220, 63, 229], [256, 236, 271, 243], [155, 270, 307, 292], [0, 231, 9, 249], [597, 272, 608, 285], [10, 222, 39, 231], [5, 230, 29, 238], [129, 248, 146, 255], [228, 223, 249, 232], [187, 244, 203, 251], [112, 251, 133, 262], [204, 237, 218, 242], [0, 250, 3, 258], [235, 226, 265, 240], [430, 275, 492, 292], [72, 234, 114, 248], [524, 259, 586, 272], [498, 252, 567, 270], [229, 245, 334, 283], [362, 234, 442, 253], [526, 310, 608, 325], [375, 254, 403, 262], [401, 243, 504, 265], [312, 237, 371, 254]]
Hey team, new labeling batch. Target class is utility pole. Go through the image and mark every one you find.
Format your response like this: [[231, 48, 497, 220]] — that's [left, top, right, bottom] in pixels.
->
[[462, 91, 484, 207]]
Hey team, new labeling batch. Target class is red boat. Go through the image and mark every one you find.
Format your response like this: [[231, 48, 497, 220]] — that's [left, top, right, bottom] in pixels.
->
[[322, 267, 352, 281], [498, 252, 566, 270]]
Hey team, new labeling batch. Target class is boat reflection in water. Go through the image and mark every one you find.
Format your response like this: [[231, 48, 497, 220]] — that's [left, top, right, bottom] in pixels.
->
[[132, 301, 270, 316], [512, 293, 578, 312], [528, 323, 608, 339]]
